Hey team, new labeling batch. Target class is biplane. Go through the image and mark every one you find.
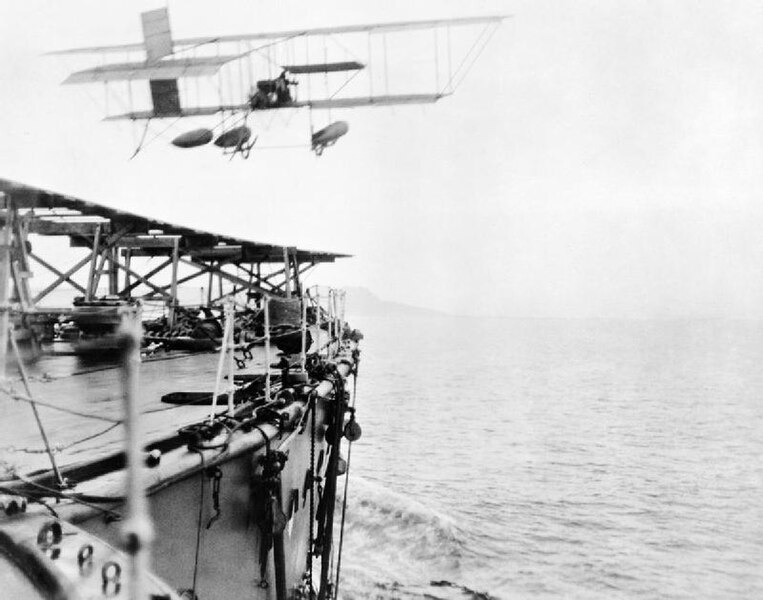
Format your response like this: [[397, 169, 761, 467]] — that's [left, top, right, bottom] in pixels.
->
[[50, 8, 504, 158]]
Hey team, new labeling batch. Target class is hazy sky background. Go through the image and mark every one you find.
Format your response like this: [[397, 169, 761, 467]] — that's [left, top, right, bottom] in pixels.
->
[[2, 1, 763, 318]]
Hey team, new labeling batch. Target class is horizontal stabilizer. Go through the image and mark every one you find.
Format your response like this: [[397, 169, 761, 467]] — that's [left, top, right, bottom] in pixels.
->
[[283, 61, 365, 74], [63, 55, 242, 84]]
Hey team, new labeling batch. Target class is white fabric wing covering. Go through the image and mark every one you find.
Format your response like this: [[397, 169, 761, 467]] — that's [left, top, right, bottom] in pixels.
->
[[63, 55, 242, 84]]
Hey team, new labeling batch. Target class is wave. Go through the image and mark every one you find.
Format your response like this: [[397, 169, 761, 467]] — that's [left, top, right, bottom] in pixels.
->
[[336, 476, 500, 600]]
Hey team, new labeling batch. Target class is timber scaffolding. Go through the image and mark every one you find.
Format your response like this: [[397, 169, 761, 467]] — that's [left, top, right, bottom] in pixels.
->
[[0, 177, 349, 328]]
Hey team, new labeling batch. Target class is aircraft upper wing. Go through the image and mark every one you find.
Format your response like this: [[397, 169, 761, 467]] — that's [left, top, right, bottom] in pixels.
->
[[102, 93, 448, 121], [47, 15, 506, 56]]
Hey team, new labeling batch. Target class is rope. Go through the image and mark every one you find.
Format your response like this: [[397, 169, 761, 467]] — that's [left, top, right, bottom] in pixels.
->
[[189, 449, 206, 598], [307, 393, 316, 582], [1, 422, 121, 455], [0, 484, 59, 518], [1, 386, 122, 424], [333, 362, 358, 599], [9, 332, 64, 487], [65, 422, 122, 448], [10, 471, 121, 521]]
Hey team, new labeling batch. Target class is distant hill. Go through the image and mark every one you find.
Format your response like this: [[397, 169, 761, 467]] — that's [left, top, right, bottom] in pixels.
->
[[344, 287, 445, 317]]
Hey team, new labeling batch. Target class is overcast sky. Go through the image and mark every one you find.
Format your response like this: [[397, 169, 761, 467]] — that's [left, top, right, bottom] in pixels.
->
[[2, 1, 763, 318]]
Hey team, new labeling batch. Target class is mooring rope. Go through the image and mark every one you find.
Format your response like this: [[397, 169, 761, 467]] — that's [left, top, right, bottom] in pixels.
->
[[333, 357, 359, 599]]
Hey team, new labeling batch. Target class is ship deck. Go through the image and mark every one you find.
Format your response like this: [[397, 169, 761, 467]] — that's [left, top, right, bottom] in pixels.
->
[[0, 337, 321, 478]]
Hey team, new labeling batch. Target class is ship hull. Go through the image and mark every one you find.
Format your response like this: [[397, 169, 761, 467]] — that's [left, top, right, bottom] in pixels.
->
[[73, 405, 327, 599]]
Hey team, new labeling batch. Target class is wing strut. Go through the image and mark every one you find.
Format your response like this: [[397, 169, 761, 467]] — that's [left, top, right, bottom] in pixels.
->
[[440, 20, 501, 95]]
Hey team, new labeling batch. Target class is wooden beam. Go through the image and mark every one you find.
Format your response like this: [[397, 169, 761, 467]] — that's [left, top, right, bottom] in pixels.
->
[[190, 246, 243, 260], [113, 261, 172, 300], [0, 197, 11, 374], [119, 257, 173, 296], [33, 254, 92, 303], [28, 252, 87, 296], [273, 263, 315, 292], [123, 248, 132, 293], [169, 237, 179, 326], [181, 257, 274, 297], [233, 263, 279, 293], [282, 246, 292, 297], [119, 235, 181, 248], [85, 223, 102, 301], [24, 220, 109, 236], [290, 247, 302, 297]]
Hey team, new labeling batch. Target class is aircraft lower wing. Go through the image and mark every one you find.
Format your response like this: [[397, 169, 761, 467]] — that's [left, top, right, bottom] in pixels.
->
[[103, 93, 449, 120]]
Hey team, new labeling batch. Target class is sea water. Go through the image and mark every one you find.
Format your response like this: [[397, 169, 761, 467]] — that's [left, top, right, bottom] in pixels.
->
[[2, 315, 761, 599], [337, 316, 763, 599]]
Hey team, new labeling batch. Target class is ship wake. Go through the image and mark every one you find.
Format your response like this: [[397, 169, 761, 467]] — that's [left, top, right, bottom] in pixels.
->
[[337, 476, 499, 600]]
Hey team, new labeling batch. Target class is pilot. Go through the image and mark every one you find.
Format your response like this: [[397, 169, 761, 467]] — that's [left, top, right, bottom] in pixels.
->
[[274, 71, 292, 105], [249, 86, 267, 110]]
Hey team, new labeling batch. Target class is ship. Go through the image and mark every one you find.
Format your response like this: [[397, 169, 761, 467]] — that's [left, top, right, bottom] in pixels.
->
[[0, 178, 362, 600], [0, 8, 503, 598]]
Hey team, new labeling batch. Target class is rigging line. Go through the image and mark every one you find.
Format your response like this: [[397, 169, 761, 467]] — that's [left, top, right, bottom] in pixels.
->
[[324, 35, 330, 122], [1, 422, 121, 455], [245, 35, 303, 70], [168, 37, 222, 56], [227, 51, 234, 106], [190, 449, 206, 598], [440, 22, 495, 95], [440, 23, 490, 93], [327, 33, 361, 63], [451, 22, 501, 92], [11, 471, 122, 520], [137, 115, 185, 153], [447, 25, 452, 94], [305, 36, 312, 101], [194, 47, 200, 107], [383, 33, 389, 96], [434, 27, 440, 93], [247, 41, 253, 93], [9, 333, 63, 486], [333, 369, 358, 598], [307, 394, 315, 580], [238, 41, 245, 102], [62, 422, 122, 450], [217, 41, 224, 105], [130, 118, 152, 159], [1, 387, 122, 424], [0, 485, 59, 518], [328, 68, 362, 100]]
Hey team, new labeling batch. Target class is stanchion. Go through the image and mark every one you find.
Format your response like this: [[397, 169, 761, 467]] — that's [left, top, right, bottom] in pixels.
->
[[119, 307, 153, 600], [264, 295, 271, 400]]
